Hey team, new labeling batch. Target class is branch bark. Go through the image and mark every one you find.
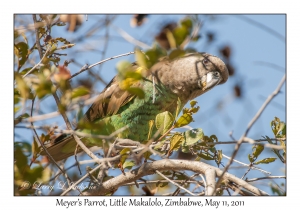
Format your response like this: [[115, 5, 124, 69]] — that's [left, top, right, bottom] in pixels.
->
[[83, 159, 268, 196]]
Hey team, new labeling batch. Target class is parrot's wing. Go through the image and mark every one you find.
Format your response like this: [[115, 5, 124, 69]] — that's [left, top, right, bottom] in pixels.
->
[[81, 76, 136, 124], [41, 77, 138, 162]]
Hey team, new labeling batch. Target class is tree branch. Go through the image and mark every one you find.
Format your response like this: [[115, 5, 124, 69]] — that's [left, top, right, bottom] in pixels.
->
[[156, 170, 196, 196], [69, 51, 135, 79], [215, 74, 286, 191], [84, 159, 268, 196]]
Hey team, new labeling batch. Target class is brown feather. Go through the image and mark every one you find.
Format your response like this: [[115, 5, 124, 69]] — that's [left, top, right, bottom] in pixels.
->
[[81, 77, 136, 124]]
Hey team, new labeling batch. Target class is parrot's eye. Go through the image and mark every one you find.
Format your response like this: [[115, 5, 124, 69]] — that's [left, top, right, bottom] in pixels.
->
[[202, 58, 209, 65], [214, 71, 220, 77]]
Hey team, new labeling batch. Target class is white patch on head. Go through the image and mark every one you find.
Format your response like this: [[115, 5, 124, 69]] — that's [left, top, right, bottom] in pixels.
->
[[206, 72, 213, 83]]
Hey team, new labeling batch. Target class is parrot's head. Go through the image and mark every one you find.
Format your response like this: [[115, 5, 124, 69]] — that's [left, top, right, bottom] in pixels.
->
[[151, 52, 229, 103]]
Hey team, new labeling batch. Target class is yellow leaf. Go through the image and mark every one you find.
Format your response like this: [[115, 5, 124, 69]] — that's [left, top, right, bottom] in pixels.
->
[[155, 111, 175, 135], [190, 100, 197, 107], [148, 120, 154, 140], [175, 97, 182, 118], [32, 137, 40, 159], [175, 113, 193, 128], [135, 48, 148, 70], [119, 148, 131, 164], [169, 134, 184, 151], [165, 29, 176, 49]]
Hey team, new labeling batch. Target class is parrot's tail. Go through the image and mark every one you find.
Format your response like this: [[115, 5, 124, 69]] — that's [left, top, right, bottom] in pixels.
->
[[40, 134, 79, 162]]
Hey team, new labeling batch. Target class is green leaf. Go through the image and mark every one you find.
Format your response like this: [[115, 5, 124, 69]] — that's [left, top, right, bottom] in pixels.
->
[[144, 48, 166, 68], [216, 150, 223, 167], [265, 136, 285, 163], [119, 148, 131, 164], [155, 111, 175, 135], [71, 86, 90, 99], [254, 158, 277, 165], [173, 26, 189, 46], [143, 151, 152, 160], [248, 154, 254, 163], [14, 88, 20, 101], [252, 144, 264, 159], [190, 106, 200, 114], [125, 71, 143, 80], [15, 141, 32, 157], [165, 29, 176, 49], [271, 117, 286, 137], [175, 97, 182, 118], [77, 107, 84, 122], [14, 106, 21, 113], [191, 34, 201, 42], [210, 135, 218, 143], [182, 128, 204, 147], [169, 133, 184, 151], [190, 100, 197, 108], [14, 113, 30, 125], [123, 160, 135, 170], [54, 37, 71, 44], [175, 113, 193, 128], [32, 137, 40, 159], [276, 122, 286, 136], [40, 133, 50, 143], [158, 182, 169, 188], [15, 72, 29, 99], [127, 87, 145, 99], [35, 81, 53, 99], [15, 42, 29, 68], [195, 155, 201, 161], [181, 145, 190, 153], [169, 49, 185, 60], [20, 32, 28, 44], [198, 152, 214, 160], [181, 18, 193, 30], [153, 139, 167, 150], [19, 67, 36, 76], [147, 120, 154, 140], [116, 60, 132, 78], [135, 48, 148, 70]]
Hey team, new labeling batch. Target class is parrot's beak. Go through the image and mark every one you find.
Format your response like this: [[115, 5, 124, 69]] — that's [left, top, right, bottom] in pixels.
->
[[198, 71, 222, 91]]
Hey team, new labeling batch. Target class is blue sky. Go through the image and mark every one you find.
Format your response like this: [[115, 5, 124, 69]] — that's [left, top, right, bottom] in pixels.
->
[[15, 14, 286, 195]]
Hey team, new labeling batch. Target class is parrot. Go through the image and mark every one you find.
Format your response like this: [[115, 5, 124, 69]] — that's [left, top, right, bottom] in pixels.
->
[[41, 52, 228, 161]]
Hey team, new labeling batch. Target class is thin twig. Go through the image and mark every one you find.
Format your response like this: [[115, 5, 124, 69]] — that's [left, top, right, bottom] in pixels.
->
[[155, 170, 196, 196], [74, 144, 82, 175], [32, 15, 43, 58], [61, 144, 149, 195], [52, 85, 102, 164], [31, 14, 75, 191], [23, 94, 100, 123], [70, 51, 135, 79], [222, 153, 271, 175], [246, 176, 286, 182], [23, 47, 50, 78], [29, 97, 72, 186], [112, 25, 151, 49], [215, 75, 286, 191], [254, 61, 285, 72], [243, 137, 285, 150], [180, 21, 201, 48], [61, 164, 102, 196], [235, 15, 285, 42], [241, 164, 253, 180], [123, 180, 200, 186], [199, 174, 207, 194]]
